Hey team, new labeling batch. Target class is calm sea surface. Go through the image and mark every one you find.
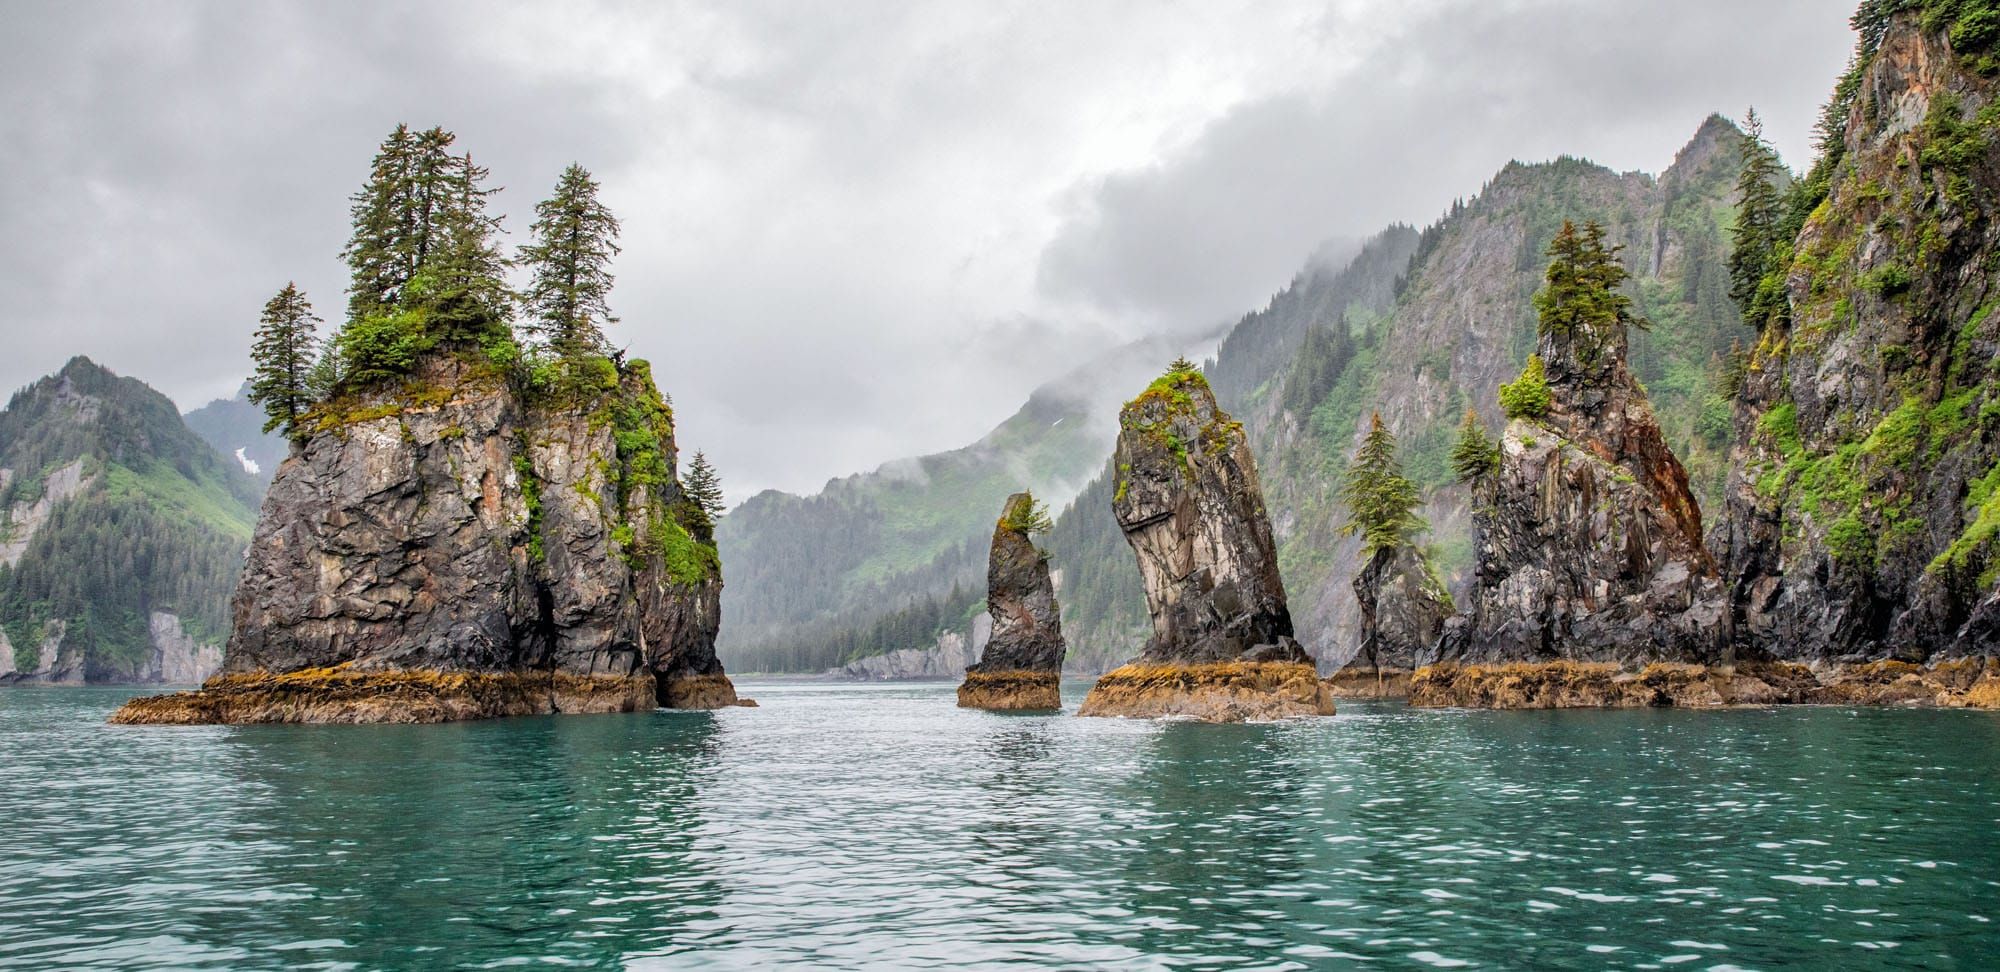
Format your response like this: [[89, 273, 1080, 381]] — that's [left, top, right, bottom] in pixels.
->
[[2, 681, 1998, 970]]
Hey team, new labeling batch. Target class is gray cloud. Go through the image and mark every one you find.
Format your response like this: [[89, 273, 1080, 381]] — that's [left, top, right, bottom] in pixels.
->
[[1036, 0, 1857, 333], [1, 0, 1857, 500]]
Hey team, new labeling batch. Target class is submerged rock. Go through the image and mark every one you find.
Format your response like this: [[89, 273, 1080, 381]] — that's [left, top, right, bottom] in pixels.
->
[[959, 492, 1066, 710], [113, 354, 734, 724], [1079, 365, 1330, 721]]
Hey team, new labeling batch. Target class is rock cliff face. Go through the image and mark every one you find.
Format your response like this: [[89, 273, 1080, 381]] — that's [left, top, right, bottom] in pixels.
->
[[959, 492, 1067, 709], [1436, 240, 1727, 676], [1329, 546, 1453, 697], [112, 354, 735, 724], [837, 623, 981, 680], [1078, 367, 1330, 721], [1720, 10, 2000, 665]]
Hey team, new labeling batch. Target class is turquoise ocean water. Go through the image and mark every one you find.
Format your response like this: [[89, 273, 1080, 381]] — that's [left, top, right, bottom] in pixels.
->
[[1, 680, 1997, 969]]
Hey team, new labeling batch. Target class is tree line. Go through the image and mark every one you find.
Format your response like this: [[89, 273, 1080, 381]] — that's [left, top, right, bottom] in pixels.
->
[[246, 124, 724, 523]]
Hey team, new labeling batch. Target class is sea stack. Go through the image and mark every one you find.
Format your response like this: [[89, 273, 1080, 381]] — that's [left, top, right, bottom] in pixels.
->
[[1415, 221, 1746, 708], [1331, 544, 1454, 698], [1078, 361, 1331, 721], [957, 492, 1066, 710], [112, 354, 736, 724]]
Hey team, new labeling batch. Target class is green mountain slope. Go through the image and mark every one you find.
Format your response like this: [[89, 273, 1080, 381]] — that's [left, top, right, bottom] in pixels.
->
[[0, 357, 260, 682]]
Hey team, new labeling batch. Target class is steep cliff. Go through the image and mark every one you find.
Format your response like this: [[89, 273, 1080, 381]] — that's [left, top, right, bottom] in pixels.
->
[[1438, 222, 1727, 670], [1078, 365, 1330, 721], [112, 353, 735, 724], [1721, 5, 2000, 665], [958, 492, 1067, 709], [0, 357, 256, 684]]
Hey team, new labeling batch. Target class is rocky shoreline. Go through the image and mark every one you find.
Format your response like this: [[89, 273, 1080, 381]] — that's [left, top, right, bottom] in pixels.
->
[[1405, 659, 2000, 709], [1080, 661, 1332, 721]]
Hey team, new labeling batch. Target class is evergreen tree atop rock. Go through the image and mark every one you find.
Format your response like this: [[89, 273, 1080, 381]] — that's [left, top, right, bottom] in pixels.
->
[[1340, 412, 1426, 555], [248, 283, 321, 439]]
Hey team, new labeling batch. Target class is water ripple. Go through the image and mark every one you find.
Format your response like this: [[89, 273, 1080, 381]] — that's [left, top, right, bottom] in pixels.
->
[[1, 683, 1998, 968]]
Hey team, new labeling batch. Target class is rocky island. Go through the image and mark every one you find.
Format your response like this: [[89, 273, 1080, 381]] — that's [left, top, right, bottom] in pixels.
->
[[1326, 414, 1454, 698], [956, 491, 1066, 710], [113, 128, 736, 724], [1410, 221, 1775, 707], [1078, 361, 1332, 721]]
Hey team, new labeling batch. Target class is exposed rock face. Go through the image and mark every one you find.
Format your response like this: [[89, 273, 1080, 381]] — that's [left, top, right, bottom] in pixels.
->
[[1720, 13, 2000, 663], [149, 612, 223, 684], [1079, 368, 1329, 721], [959, 492, 1066, 710], [0, 459, 92, 567], [1332, 545, 1452, 696], [0, 620, 78, 685], [1439, 289, 1726, 677], [113, 355, 733, 724], [838, 629, 975, 680]]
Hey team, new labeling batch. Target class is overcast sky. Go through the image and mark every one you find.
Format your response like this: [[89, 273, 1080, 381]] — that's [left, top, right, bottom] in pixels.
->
[[2, 0, 1855, 500]]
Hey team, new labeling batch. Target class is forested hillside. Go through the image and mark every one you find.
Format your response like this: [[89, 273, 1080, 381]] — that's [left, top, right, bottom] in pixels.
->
[[0, 357, 260, 682]]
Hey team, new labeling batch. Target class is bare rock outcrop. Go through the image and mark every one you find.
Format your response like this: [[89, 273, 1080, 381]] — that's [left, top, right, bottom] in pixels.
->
[[113, 355, 734, 724], [1328, 545, 1453, 698], [959, 492, 1066, 710], [1423, 221, 1726, 705], [1079, 365, 1331, 721]]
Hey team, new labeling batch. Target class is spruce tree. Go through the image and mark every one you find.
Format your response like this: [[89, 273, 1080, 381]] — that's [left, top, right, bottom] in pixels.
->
[[248, 283, 322, 438], [683, 451, 726, 525], [1339, 412, 1426, 554], [1728, 108, 1786, 321], [1450, 409, 1500, 483], [342, 124, 417, 323], [518, 163, 622, 360], [426, 150, 511, 341], [334, 125, 512, 383], [1533, 219, 1645, 368]]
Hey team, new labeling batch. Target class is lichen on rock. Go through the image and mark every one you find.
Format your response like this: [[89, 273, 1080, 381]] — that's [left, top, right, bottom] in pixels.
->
[[958, 491, 1065, 710], [1080, 363, 1326, 721], [113, 352, 734, 725]]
